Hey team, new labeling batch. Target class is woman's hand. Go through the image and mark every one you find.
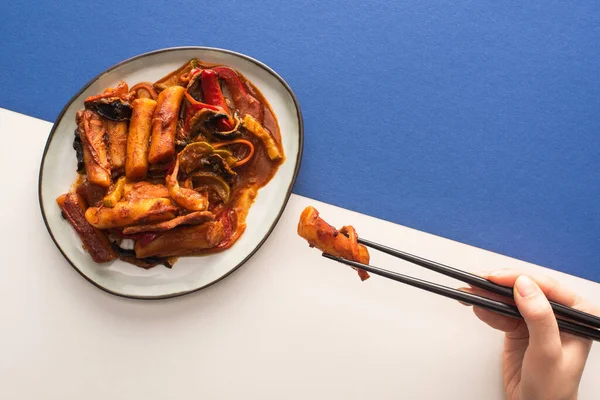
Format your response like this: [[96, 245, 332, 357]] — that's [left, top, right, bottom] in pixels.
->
[[460, 269, 598, 400]]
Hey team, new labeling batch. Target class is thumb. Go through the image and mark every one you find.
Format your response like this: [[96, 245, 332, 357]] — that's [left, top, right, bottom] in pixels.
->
[[514, 275, 562, 360]]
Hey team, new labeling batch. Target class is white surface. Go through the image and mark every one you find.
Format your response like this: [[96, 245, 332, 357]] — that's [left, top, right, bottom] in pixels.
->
[[0, 108, 598, 399], [39, 48, 302, 298]]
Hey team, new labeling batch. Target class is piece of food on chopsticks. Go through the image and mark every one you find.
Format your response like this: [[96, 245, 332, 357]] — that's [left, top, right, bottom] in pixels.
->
[[298, 206, 370, 281], [57, 59, 285, 269]]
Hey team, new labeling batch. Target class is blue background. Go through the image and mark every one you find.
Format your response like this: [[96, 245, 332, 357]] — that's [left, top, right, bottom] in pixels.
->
[[2, 1, 599, 282]]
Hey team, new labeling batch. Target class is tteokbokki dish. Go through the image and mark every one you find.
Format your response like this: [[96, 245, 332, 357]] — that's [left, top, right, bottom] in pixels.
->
[[57, 59, 284, 269]]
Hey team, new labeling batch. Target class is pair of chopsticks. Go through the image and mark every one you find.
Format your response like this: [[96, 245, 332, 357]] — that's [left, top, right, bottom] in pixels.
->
[[322, 237, 600, 342]]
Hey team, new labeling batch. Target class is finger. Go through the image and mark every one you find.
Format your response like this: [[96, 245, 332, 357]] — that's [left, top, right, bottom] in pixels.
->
[[513, 275, 562, 360], [482, 269, 599, 359], [485, 269, 578, 308], [472, 306, 524, 333], [568, 294, 600, 319], [457, 286, 526, 334], [486, 269, 600, 339]]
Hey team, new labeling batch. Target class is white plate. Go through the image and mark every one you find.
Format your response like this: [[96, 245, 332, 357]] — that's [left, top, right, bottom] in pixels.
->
[[38, 47, 303, 299]]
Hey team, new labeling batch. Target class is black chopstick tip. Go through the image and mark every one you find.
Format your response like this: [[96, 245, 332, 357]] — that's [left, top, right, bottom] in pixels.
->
[[322, 253, 338, 261]]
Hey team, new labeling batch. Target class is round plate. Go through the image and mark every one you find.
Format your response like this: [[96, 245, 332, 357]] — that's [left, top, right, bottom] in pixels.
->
[[38, 47, 303, 299]]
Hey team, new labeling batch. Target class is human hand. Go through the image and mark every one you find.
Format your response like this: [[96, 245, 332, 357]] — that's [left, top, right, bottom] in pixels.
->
[[460, 270, 598, 400]]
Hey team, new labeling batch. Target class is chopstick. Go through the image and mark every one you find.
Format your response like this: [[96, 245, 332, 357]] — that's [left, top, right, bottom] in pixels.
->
[[321, 257, 600, 342], [357, 237, 600, 330]]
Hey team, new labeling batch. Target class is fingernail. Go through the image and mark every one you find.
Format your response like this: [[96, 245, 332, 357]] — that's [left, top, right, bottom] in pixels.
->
[[487, 270, 505, 277], [515, 275, 538, 297]]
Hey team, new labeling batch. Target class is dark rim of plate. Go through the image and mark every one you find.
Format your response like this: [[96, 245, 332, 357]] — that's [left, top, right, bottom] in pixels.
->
[[38, 46, 304, 300]]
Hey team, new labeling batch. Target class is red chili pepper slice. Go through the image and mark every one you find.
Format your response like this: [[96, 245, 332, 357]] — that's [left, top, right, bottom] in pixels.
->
[[212, 67, 249, 96], [201, 69, 233, 131], [213, 67, 262, 120]]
